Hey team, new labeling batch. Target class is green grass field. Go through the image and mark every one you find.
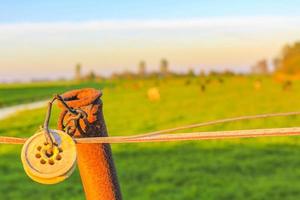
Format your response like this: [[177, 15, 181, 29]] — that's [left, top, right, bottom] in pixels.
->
[[0, 80, 113, 107], [1, 76, 300, 199]]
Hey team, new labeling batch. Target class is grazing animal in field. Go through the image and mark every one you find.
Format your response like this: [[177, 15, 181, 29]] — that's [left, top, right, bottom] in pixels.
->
[[282, 81, 292, 91], [200, 84, 206, 92], [218, 78, 224, 84], [185, 79, 191, 85]]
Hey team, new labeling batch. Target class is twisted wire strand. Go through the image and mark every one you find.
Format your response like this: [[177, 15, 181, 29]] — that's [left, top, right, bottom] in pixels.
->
[[75, 127, 300, 144], [1, 111, 300, 145], [1, 127, 300, 145], [126, 111, 300, 138]]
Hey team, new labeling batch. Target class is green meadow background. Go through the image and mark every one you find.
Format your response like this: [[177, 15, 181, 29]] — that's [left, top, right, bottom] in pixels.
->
[[1, 76, 300, 199]]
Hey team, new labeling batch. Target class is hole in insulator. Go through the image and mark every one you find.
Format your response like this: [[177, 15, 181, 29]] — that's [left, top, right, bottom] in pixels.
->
[[58, 148, 63, 153], [56, 155, 62, 161], [35, 153, 41, 159], [40, 159, 46, 164], [45, 150, 53, 158], [44, 142, 48, 146], [48, 159, 55, 165], [37, 146, 42, 151]]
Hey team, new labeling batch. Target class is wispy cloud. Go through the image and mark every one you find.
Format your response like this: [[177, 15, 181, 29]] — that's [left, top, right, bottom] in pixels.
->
[[1, 16, 300, 82], [0, 16, 299, 33]]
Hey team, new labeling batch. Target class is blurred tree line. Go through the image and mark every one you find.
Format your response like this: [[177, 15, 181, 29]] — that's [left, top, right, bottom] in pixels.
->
[[274, 42, 300, 76]]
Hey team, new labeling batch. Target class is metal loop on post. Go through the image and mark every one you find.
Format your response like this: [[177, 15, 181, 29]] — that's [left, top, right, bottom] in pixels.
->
[[42, 94, 88, 152]]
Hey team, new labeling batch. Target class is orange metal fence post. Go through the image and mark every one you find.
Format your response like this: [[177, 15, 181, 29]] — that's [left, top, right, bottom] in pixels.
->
[[57, 88, 122, 200]]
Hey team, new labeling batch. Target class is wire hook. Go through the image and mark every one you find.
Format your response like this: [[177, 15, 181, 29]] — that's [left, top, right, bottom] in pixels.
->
[[43, 94, 88, 153]]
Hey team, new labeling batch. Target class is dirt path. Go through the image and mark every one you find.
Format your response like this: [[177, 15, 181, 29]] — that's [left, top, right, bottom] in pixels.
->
[[0, 101, 48, 120]]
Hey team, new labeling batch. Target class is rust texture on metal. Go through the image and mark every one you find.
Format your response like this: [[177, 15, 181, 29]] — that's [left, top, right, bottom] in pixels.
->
[[57, 88, 122, 200]]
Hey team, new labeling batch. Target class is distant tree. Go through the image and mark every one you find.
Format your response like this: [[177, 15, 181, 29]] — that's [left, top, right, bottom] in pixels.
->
[[199, 70, 206, 77], [122, 69, 135, 79], [138, 61, 146, 77], [111, 72, 120, 80], [187, 68, 196, 77], [223, 69, 235, 76], [87, 71, 96, 81], [160, 58, 169, 77], [209, 70, 219, 76], [251, 59, 269, 75], [274, 42, 300, 75], [75, 63, 82, 80]]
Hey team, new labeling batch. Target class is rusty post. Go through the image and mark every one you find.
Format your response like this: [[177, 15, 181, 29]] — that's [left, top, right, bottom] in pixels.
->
[[57, 88, 122, 200]]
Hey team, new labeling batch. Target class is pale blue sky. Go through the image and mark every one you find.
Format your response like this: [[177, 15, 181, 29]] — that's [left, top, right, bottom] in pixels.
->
[[1, 1, 300, 82], [1, 0, 300, 22]]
